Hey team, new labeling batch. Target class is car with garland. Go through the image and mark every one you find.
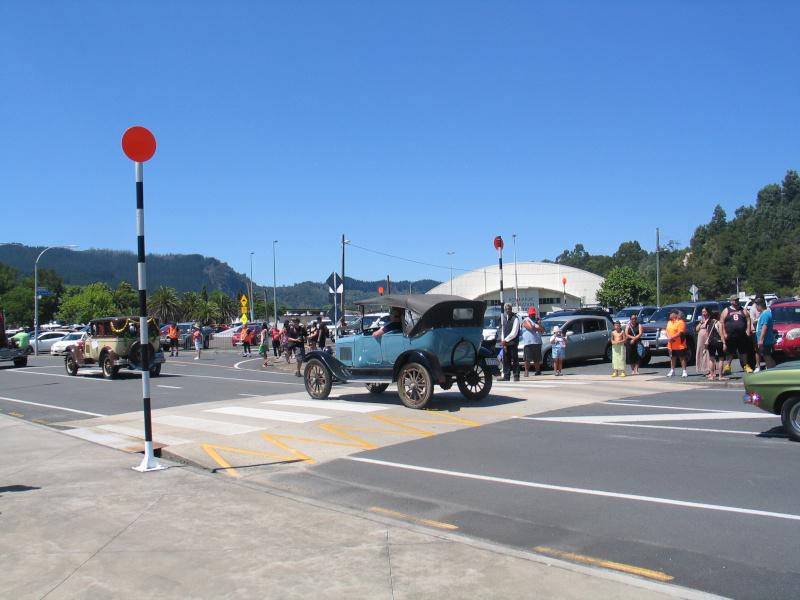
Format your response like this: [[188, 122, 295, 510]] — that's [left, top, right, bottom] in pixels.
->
[[65, 316, 165, 379], [301, 294, 495, 409], [743, 361, 800, 442]]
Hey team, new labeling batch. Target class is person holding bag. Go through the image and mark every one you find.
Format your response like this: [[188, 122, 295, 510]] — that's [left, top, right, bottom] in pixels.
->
[[705, 309, 725, 380], [625, 314, 643, 375]]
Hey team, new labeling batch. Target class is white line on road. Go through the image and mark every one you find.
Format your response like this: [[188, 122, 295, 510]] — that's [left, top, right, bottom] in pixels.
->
[[153, 415, 265, 435], [205, 406, 329, 423], [0, 396, 106, 417], [173, 373, 303, 386], [157, 385, 182, 389], [4, 369, 109, 382], [602, 402, 753, 413], [529, 412, 775, 424], [265, 398, 391, 413], [344, 456, 800, 522]]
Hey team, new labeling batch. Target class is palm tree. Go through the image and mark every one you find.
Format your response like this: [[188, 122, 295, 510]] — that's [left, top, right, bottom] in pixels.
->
[[181, 292, 202, 322], [148, 286, 180, 323], [209, 290, 238, 323], [192, 300, 222, 325]]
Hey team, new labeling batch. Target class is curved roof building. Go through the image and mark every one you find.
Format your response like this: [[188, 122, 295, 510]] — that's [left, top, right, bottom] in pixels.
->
[[427, 262, 605, 314]]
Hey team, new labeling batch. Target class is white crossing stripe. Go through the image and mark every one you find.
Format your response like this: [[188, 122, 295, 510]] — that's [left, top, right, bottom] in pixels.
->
[[153, 415, 266, 435], [530, 411, 775, 425], [205, 407, 329, 423], [265, 399, 391, 413], [97, 424, 193, 446]]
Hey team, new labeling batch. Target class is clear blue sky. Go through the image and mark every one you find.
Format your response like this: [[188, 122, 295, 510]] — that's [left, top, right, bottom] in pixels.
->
[[2, 1, 798, 289]]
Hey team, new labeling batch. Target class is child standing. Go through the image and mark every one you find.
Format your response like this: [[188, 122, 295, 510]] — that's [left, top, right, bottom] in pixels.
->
[[611, 321, 626, 377], [550, 326, 567, 376]]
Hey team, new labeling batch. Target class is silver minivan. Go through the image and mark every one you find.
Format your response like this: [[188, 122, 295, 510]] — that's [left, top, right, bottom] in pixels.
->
[[528, 315, 613, 369]]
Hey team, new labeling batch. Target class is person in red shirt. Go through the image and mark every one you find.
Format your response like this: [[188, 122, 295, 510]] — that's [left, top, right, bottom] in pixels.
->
[[666, 309, 688, 378]]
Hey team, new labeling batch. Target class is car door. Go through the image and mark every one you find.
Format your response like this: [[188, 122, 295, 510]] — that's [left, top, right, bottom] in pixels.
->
[[583, 318, 610, 358], [563, 319, 585, 360], [380, 328, 408, 366], [354, 332, 385, 368]]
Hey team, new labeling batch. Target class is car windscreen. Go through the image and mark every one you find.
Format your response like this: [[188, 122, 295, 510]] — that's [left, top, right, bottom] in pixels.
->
[[362, 315, 388, 329], [614, 309, 638, 318], [771, 305, 800, 324], [542, 319, 567, 334], [484, 316, 501, 329], [647, 307, 684, 322], [62, 332, 82, 341]]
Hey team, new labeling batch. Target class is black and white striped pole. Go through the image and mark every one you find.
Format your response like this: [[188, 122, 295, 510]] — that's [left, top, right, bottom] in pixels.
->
[[122, 126, 165, 473], [494, 235, 505, 319]]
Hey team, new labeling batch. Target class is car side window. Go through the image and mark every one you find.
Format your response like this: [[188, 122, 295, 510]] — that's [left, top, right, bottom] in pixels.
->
[[565, 320, 583, 334], [583, 319, 602, 333]]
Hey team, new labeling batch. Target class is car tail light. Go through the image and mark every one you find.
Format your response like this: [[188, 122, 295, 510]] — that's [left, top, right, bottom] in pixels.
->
[[743, 393, 760, 406]]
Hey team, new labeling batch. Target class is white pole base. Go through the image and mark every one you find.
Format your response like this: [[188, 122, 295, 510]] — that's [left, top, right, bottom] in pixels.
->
[[133, 441, 167, 472]]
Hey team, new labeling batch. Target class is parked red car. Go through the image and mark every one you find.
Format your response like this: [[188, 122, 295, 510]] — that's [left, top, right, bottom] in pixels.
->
[[769, 300, 800, 362]]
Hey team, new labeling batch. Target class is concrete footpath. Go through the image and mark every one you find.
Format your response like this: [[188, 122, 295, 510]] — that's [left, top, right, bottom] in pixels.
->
[[0, 414, 727, 600]]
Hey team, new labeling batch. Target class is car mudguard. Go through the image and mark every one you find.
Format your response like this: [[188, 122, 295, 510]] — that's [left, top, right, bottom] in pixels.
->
[[66, 345, 88, 365], [302, 350, 353, 382], [392, 349, 446, 384]]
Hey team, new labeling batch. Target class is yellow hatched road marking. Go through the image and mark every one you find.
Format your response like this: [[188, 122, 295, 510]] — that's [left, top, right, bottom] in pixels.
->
[[533, 546, 674, 581], [200, 442, 313, 478], [369, 507, 458, 530]]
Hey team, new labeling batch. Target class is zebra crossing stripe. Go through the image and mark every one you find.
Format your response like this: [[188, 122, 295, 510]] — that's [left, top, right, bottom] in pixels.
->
[[205, 406, 329, 423]]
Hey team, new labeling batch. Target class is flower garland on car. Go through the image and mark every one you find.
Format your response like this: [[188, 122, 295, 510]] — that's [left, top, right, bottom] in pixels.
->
[[109, 317, 160, 341]]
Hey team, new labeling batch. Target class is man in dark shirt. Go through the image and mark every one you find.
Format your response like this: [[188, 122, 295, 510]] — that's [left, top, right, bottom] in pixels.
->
[[373, 307, 403, 338]]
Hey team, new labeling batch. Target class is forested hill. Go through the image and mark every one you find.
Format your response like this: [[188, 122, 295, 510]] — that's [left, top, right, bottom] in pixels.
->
[[551, 169, 800, 302], [0, 246, 440, 306]]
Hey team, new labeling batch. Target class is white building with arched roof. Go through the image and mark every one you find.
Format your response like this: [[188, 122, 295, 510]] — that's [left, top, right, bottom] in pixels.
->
[[427, 262, 605, 315]]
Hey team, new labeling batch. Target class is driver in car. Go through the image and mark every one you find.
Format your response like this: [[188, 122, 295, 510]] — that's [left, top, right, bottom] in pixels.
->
[[373, 307, 404, 338]]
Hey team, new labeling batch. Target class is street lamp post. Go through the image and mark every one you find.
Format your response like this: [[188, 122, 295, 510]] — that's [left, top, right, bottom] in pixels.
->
[[249, 252, 255, 322], [341, 236, 349, 327], [447, 251, 455, 295], [272, 240, 278, 326], [34, 245, 78, 355]]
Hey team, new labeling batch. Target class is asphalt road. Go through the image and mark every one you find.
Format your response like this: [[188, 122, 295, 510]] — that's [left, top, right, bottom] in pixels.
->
[[269, 389, 799, 600]]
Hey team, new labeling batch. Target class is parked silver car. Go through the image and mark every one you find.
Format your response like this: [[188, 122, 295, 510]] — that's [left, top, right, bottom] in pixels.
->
[[536, 315, 613, 369]]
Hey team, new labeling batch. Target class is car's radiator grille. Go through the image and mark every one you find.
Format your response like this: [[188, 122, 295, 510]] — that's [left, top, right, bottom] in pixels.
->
[[339, 347, 352, 361]]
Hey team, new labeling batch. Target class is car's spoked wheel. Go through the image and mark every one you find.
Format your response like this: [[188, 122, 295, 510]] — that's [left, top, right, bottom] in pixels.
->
[[65, 354, 79, 376], [397, 362, 433, 409], [365, 383, 389, 394], [781, 396, 800, 442], [457, 359, 492, 401], [101, 355, 117, 379], [304, 358, 332, 399]]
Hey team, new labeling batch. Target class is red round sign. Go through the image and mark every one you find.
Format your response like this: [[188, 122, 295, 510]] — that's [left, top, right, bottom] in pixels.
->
[[562, 278, 567, 285], [494, 236, 504, 251], [378, 287, 384, 294], [122, 127, 156, 162]]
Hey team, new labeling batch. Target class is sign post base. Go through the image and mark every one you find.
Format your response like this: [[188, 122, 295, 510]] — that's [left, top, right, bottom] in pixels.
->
[[133, 441, 167, 472]]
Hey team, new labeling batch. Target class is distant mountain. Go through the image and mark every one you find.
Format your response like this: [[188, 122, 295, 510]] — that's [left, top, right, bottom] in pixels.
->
[[0, 246, 440, 307]]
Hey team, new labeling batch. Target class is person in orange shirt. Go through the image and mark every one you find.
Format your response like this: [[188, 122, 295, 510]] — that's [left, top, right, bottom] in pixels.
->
[[168, 322, 180, 357], [666, 309, 688, 378]]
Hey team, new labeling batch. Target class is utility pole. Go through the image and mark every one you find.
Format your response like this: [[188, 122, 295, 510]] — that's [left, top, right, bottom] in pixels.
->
[[656, 228, 661, 307]]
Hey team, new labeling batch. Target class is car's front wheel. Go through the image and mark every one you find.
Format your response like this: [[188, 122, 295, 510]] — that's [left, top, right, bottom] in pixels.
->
[[457, 359, 492, 401], [304, 358, 332, 399], [543, 350, 554, 371], [365, 383, 389, 394], [13, 356, 27, 368], [65, 354, 79, 376], [150, 363, 162, 377], [101, 354, 118, 379], [397, 362, 434, 409], [781, 396, 800, 442], [603, 343, 613, 362]]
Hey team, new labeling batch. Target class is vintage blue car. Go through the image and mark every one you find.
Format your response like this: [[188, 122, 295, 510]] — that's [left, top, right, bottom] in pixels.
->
[[301, 294, 495, 409]]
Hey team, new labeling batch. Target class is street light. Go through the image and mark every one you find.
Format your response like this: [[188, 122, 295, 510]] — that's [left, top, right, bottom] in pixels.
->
[[341, 236, 350, 328], [272, 240, 278, 326], [249, 252, 255, 323], [447, 251, 455, 295], [35, 245, 78, 355]]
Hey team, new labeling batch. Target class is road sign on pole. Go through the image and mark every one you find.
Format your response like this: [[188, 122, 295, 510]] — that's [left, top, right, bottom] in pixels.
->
[[690, 284, 699, 302]]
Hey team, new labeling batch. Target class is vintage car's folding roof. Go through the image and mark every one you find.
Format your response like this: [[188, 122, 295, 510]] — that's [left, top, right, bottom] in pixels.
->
[[355, 294, 485, 337]]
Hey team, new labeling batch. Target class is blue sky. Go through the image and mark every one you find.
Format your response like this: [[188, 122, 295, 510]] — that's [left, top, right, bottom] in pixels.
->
[[2, 1, 798, 289]]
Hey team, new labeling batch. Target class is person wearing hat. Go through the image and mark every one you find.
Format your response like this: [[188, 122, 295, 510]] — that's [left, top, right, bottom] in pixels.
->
[[373, 307, 404, 338], [549, 325, 567, 376], [191, 323, 203, 360], [287, 317, 307, 377], [720, 295, 752, 374], [521, 307, 545, 376], [666, 309, 688, 377]]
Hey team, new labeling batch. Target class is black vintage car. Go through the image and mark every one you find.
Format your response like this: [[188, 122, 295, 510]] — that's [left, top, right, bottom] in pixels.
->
[[301, 294, 495, 409]]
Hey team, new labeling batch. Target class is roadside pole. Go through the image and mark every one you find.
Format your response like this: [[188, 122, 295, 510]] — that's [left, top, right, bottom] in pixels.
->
[[495, 235, 504, 322], [122, 126, 165, 473]]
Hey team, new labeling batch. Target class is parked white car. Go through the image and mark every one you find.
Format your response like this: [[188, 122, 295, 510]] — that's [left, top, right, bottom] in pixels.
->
[[50, 331, 87, 356]]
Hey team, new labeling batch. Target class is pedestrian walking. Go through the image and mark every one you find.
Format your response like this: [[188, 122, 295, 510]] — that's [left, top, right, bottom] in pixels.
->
[[695, 307, 710, 374], [315, 316, 329, 350], [192, 324, 203, 360], [270, 323, 281, 358], [550, 326, 567, 376], [625, 315, 642, 375], [307, 320, 318, 351], [521, 307, 544, 376], [611, 321, 626, 377], [240, 323, 252, 357], [288, 317, 307, 377], [666, 309, 688, 377], [754, 298, 776, 371], [258, 322, 272, 367], [721, 296, 752, 374], [705, 309, 725, 380]]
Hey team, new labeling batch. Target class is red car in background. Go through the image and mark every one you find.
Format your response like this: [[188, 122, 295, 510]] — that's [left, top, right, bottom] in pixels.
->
[[768, 300, 800, 363], [232, 324, 260, 347]]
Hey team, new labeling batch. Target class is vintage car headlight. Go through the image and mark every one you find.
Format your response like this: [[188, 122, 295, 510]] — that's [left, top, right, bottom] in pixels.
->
[[785, 328, 800, 341]]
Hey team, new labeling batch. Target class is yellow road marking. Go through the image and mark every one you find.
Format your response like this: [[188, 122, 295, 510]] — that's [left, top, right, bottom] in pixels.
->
[[9, 412, 24, 417], [369, 507, 458, 530], [33, 419, 50, 425], [200, 442, 312, 477], [533, 546, 674, 581]]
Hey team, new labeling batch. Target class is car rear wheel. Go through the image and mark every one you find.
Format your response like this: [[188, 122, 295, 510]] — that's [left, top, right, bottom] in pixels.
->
[[603, 343, 612, 362], [13, 356, 27, 368], [543, 350, 554, 370], [101, 354, 118, 379], [65, 354, 78, 376], [397, 362, 433, 409], [150, 363, 162, 377], [304, 358, 332, 399], [365, 383, 389, 394], [457, 359, 492, 401], [781, 396, 800, 442]]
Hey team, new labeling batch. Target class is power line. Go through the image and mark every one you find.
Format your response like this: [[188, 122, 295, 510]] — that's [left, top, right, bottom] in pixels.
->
[[345, 242, 472, 272]]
